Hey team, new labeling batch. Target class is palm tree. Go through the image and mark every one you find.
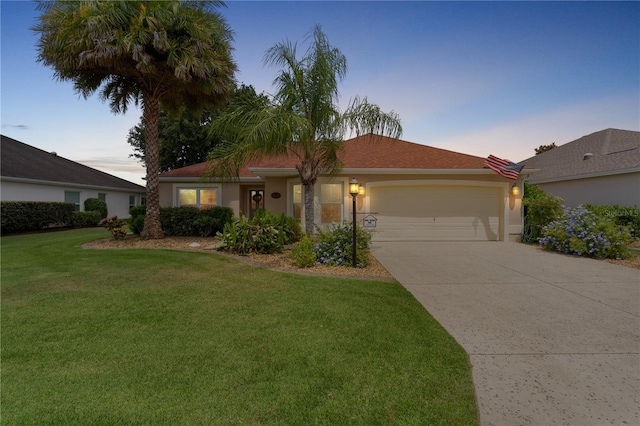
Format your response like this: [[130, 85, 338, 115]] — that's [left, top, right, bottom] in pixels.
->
[[34, 0, 236, 239], [210, 25, 402, 234]]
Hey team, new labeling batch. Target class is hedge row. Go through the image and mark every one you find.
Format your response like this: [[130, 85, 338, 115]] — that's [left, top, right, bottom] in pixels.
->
[[585, 205, 640, 239], [1, 201, 75, 234], [129, 206, 235, 237]]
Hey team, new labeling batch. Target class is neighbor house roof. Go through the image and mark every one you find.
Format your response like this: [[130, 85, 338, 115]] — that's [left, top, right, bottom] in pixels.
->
[[159, 134, 489, 179], [1, 135, 145, 191], [519, 129, 640, 183]]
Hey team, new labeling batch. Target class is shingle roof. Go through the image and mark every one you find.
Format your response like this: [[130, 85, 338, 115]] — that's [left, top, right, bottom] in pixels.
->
[[519, 129, 640, 182], [159, 134, 488, 179], [1, 135, 145, 191]]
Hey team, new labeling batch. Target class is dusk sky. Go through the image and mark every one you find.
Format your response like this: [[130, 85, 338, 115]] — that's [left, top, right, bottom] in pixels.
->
[[2, 1, 638, 185]]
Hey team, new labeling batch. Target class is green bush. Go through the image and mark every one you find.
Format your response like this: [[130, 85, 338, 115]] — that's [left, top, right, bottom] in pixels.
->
[[70, 211, 102, 228], [101, 216, 128, 240], [253, 209, 301, 244], [1, 201, 75, 234], [154, 206, 234, 237], [129, 205, 147, 220], [314, 222, 372, 268], [84, 198, 108, 218], [217, 210, 299, 255], [585, 205, 640, 239], [523, 183, 563, 229], [128, 205, 147, 235], [129, 215, 145, 235], [290, 235, 316, 267], [539, 205, 631, 259]]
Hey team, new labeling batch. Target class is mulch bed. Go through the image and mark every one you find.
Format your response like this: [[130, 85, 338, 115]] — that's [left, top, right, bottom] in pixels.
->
[[83, 235, 395, 280]]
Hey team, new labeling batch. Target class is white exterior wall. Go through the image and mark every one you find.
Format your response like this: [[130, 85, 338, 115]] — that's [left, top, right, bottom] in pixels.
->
[[1, 180, 143, 218]]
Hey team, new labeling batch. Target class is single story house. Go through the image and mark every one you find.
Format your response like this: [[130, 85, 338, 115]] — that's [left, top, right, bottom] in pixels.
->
[[519, 128, 640, 207], [159, 134, 524, 242], [1, 135, 146, 218]]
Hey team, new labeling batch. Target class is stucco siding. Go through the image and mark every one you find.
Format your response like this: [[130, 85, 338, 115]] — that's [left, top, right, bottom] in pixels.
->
[[264, 177, 288, 215], [0, 180, 140, 217], [537, 172, 640, 208]]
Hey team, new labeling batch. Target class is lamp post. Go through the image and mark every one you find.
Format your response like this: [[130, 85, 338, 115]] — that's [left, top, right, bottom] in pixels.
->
[[349, 177, 359, 267]]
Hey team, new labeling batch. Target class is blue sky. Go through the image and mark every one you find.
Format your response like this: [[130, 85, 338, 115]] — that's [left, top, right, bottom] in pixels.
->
[[2, 1, 638, 185]]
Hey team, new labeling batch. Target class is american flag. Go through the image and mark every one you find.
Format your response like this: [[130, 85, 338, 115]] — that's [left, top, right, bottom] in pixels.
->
[[485, 155, 524, 180]]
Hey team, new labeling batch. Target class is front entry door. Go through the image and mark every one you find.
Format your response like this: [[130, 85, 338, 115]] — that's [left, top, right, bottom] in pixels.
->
[[249, 189, 265, 218]]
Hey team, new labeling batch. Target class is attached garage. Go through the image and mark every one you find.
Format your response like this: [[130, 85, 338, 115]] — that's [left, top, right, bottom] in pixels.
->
[[367, 181, 503, 241], [160, 135, 524, 242]]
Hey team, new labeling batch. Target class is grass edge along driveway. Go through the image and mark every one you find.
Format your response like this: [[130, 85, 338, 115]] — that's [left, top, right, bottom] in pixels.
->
[[1, 228, 478, 425]]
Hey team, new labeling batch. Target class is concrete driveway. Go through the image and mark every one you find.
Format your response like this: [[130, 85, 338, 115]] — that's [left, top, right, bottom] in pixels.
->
[[372, 241, 639, 426]]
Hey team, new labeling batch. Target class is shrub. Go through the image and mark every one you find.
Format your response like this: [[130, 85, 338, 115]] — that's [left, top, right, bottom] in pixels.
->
[[101, 216, 128, 240], [585, 205, 640, 239], [539, 205, 631, 259], [84, 198, 108, 218], [253, 209, 301, 244], [290, 235, 316, 267], [523, 184, 563, 229], [70, 211, 102, 228], [1, 201, 74, 234], [129, 215, 145, 235], [157, 206, 234, 237], [314, 222, 372, 268], [129, 205, 147, 220], [129, 205, 147, 235], [159, 207, 201, 236], [217, 210, 299, 255], [197, 206, 235, 237]]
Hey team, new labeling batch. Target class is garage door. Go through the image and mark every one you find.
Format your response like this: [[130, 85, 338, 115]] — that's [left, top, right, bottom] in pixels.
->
[[368, 185, 501, 241]]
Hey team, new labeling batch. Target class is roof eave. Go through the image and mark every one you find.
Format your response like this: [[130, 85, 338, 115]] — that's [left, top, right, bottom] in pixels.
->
[[1, 176, 145, 192], [159, 176, 264, 183], [249, 167, 511, 177], [528, 167, 640, 184]]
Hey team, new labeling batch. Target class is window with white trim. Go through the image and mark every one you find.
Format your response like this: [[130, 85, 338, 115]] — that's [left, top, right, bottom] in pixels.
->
[[129, 195, 136, 209], [177, 188, 218, 209], [320, 183, 343, 223], [98, 193, 106, 202], [64, 191, 80, 211]]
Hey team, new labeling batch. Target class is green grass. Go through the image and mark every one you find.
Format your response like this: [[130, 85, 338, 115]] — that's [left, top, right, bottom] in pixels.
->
[[2, 228, 478, 425]]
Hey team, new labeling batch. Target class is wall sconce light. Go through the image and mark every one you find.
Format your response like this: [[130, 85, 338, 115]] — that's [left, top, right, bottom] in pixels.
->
[[511, 183, 520, 196], [358, 185, 365, 196]]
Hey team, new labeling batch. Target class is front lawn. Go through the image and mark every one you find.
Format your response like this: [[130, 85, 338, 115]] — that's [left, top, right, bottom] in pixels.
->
[[1, 228, 478, 425]]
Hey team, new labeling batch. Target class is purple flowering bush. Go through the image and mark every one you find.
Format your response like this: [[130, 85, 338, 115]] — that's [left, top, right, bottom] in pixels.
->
[[538, 205, 631, 259], [314, 222, 371, 267]]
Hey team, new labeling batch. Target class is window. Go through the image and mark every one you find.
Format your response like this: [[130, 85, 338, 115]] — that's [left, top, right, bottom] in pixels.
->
[[129, 195, 136, 209], [98, 193, 106, 202], [292, 184, 302, 220], [320, 183, 342, 223], [64, 191, 80, 211], [177, 188, 218, 209]]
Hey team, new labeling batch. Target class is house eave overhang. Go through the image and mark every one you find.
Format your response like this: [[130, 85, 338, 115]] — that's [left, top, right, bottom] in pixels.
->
[[342, 168, 504, 175], [528, 167, 640, 184], [0, 175, 145, 193], [159, 176, 264, 183], [249, 167, 530, 177]]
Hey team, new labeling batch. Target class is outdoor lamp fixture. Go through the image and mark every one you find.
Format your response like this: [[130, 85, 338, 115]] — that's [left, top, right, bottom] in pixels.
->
[[349, 178, 360, 268], [511, 183, 520, 196], [358, 185, 365, 196]]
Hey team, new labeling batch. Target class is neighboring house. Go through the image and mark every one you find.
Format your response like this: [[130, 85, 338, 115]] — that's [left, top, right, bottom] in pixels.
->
[[519, 129, 640, 208], [1, 135, 145, 218], [159, 134, 524, 242]]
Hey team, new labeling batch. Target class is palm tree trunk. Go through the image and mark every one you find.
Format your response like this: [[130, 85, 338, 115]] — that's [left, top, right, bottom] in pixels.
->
[[140, 95, 164, 239], [303, 182, 315, 235]]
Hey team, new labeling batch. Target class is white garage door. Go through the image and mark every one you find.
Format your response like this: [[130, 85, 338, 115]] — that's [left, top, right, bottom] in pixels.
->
[[368, 185, 501, 241]]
